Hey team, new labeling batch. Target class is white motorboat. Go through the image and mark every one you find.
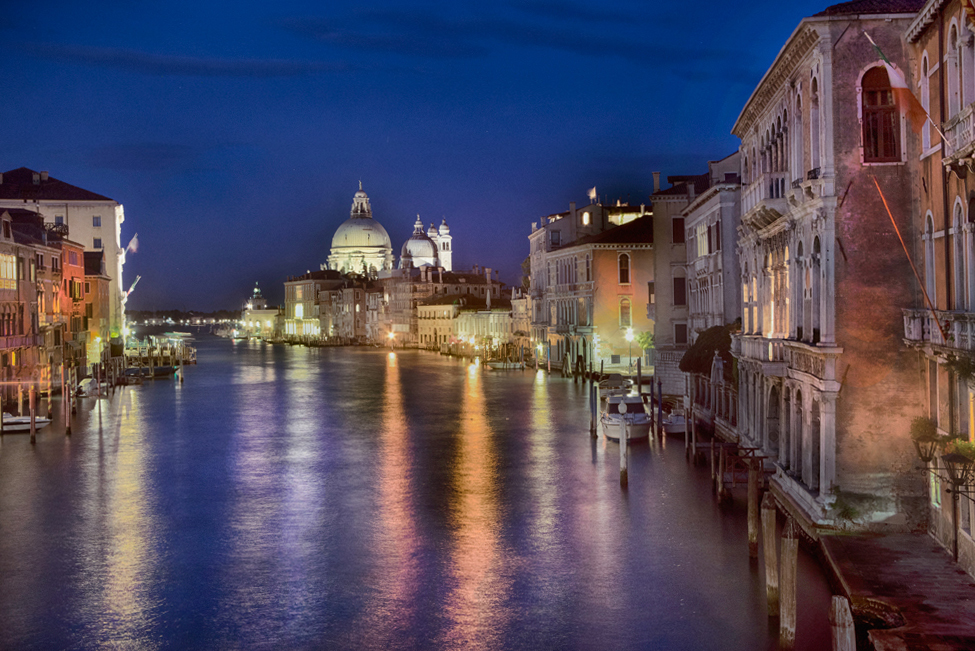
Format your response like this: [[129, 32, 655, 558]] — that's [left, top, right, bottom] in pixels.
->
[[601, 394, 651, 441], [1, 413, 52, 433], [662, 409, 686, 434]]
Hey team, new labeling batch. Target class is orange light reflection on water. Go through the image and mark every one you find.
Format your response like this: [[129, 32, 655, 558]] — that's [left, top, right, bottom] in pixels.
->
[[358, 350, 422, 646], [440, 364, 509, 648]]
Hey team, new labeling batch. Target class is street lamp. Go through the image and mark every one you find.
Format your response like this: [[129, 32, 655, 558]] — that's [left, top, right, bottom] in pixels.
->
[[625, 327, 634, 369], [388, 331, 395, 349]]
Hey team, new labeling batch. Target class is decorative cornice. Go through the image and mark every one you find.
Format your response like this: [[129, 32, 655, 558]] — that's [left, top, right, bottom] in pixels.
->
[[733, 24, 822, 137], [906, 0, 944, 43]]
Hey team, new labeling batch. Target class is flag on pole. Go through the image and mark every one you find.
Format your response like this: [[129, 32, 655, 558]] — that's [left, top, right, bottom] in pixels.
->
[[126, 233, 139, 253], [863, 31, 928, 134], [588, 187, 596, 202]]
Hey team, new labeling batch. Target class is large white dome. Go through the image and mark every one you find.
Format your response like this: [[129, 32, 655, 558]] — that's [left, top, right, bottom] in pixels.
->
[[332, 217, 392, 249], [326, 183, 394, 274]]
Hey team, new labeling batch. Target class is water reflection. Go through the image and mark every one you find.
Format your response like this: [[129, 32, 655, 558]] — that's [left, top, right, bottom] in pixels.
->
[[80, 386, 161, 647], [440, 363, 510, 648], [358, 352, 421, 647]]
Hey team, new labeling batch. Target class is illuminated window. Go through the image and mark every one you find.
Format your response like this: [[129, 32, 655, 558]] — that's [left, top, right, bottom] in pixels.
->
[[295, 304, 304, 319], [582, 211, 591, 226], [0, 254, 15, 289], [862, 66, 900, 162]]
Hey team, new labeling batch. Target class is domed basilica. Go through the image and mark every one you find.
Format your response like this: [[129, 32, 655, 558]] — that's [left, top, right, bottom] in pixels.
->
[[326, 184, 453, 275]]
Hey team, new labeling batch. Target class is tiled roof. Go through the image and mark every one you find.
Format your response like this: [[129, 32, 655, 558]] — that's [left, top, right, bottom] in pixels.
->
[[814, 0, 925, 16], [653, 173, 710, 197], [0, 168, 115, 202], [568, 215, 653, 247]]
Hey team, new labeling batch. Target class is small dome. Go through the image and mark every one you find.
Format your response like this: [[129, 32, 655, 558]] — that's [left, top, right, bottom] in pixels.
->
[[399, 216, 439, 268], [439, 218, 449, 234]]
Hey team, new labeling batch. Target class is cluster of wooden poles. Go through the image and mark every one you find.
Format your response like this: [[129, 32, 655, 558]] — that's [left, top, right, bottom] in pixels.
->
[[694, 426, 856, 649]]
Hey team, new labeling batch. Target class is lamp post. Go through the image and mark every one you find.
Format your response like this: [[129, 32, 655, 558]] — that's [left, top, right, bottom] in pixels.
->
[[388, 331, 395, 349], [625, 327, 634, 371], [942, 452, 974, 562]]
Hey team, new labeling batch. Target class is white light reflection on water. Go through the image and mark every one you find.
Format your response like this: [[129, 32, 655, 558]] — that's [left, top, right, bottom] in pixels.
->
[[77, 387, 162, 648]]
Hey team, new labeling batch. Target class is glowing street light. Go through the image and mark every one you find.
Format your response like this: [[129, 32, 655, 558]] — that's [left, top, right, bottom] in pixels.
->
[[388, 331, 395, 349]]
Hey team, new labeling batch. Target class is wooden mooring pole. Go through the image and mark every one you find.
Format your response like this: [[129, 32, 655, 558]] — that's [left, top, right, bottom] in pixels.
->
[[29, 384, 36, 444], [747, 459, 759, 558], [829, 595, 855, 651], [619, 408, 628, 488], [780, 516, 798, 648], [762, 492, 778, 616]]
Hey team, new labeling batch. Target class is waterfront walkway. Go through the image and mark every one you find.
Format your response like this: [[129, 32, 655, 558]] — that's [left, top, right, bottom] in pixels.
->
[[821, 533, 975, 650]]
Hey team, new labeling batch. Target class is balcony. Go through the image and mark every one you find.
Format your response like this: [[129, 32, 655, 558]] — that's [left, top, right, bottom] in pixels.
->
[[737, 334, 788, 376], [944, 103, 975, 163], [741, 172, 788, 231], [903, 308, 975, 352], [0, 334, 43, 350]]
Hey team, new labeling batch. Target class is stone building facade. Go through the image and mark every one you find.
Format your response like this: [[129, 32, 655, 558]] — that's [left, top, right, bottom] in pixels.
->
[[732, 0, 926, 530]]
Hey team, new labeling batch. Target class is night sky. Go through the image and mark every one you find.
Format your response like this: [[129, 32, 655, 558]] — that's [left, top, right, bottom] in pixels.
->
[[2, 0, 830, 310]]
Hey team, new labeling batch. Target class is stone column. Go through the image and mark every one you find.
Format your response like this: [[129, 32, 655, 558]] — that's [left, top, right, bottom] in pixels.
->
[[819, 391, 838, 496]]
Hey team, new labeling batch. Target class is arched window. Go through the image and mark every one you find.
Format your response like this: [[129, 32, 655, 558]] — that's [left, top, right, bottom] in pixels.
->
[[812, 237, 822, 343], [585, 254, 591, 282], [796, 242, 805, 341], [921, 55, 931, 150], [811, 77, 821, 170], [618, 253, 630, 284], [619, 297, 631, 327], [925, 213, 937, 304], [793, 95, 803, 181], [955, 200, 966, 310], [968, 197, 975, 309], [862, 66, 900, 162], [949, 24, 961, 117]]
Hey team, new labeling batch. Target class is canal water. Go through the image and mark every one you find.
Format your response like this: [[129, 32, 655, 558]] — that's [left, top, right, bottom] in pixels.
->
[[0, 336, 833, 650]]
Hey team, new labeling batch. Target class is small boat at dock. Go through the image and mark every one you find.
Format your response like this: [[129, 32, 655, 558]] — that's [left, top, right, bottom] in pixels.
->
[[662, 409, 686, 434], [601, 394, 651, 441], [486, 360, 525, 370], [1, 413, 52, 433]]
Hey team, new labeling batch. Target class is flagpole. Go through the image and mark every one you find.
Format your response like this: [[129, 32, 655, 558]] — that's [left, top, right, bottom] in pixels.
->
[[871, 176, 949, 343]]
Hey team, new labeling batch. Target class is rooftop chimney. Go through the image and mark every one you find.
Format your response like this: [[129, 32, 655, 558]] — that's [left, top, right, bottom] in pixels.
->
[[40, 171, 49, 182], [32, 173, 40, 185], [652, 172, 660, 193]]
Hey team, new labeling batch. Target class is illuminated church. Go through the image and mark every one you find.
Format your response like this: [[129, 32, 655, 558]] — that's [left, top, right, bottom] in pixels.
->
[[326, 183, 395, 275], [326, 184, 453, 275]]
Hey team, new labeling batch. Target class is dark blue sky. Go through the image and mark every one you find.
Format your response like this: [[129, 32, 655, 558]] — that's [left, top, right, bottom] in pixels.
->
[[2, 0, 829, 310]]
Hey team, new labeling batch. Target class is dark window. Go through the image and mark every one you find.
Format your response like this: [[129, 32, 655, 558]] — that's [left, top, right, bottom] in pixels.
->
[[675, 323, 688, 345], [715, 220, 721, 251], [673, 218, 685, 243], [550, 230, 561, 247], [619, 254, 630, 284], [863, 66, 900, 162], [673, 277, 687, 306], [648, 282, 655, 304]]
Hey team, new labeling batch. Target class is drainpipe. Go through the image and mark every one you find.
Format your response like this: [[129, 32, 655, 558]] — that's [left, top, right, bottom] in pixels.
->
[[939, 9, 956, 433]]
